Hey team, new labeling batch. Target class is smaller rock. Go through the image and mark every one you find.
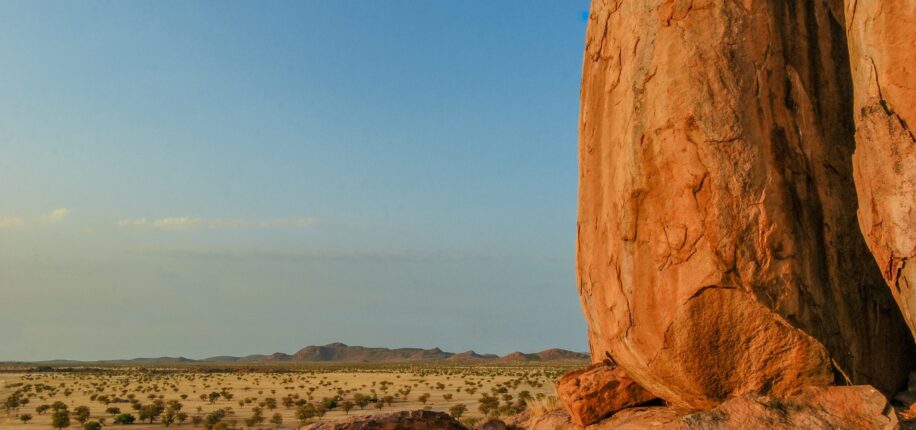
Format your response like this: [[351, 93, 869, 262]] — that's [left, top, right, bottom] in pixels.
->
[[556, 363, 658, 426], [302, 410, 466, 430], [900, 403, 916, 422], [477, 418, 523, 430]]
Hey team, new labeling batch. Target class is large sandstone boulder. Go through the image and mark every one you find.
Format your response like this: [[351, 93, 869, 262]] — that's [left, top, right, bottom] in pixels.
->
[[301, 410, 466, 430], [846, 0, 916, 340], [577, 0, 914, 409], [557, 363, 658, 426]]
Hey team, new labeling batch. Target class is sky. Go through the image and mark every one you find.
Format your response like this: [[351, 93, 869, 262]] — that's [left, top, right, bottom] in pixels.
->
[[0, 0, 591, 361]]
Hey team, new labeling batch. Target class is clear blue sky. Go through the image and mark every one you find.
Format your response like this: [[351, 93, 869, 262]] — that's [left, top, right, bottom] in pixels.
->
[[0, 1, 590, 361]]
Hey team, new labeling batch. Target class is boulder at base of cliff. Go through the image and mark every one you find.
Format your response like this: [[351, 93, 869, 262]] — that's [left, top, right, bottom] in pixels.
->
[[301, 410, 466, 430], [518, 386, 896, 430], [557, 363, 658, 426]]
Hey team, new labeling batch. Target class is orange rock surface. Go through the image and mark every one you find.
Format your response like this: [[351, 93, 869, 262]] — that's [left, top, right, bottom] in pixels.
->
[[556, 363, 658, 426], [846, 0, 916, 340], [523, 386, 895, 430], [577, 0, 914, 410]]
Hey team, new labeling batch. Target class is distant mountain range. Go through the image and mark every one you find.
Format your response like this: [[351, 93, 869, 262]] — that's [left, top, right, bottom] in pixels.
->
[[3, 343, 589, 366]]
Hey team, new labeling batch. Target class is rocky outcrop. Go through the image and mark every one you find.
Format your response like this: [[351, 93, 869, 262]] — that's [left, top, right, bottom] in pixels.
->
[[577, 0, 914, 410], [556, 363, 658, 426], [846, 0, 916, 340], [301, 410, 466, 430], [519, 386, 895, 430], [688, 385, 899, 430]]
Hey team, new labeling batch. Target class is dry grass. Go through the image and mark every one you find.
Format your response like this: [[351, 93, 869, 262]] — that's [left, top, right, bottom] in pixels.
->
[[523, 393, 561, 420]]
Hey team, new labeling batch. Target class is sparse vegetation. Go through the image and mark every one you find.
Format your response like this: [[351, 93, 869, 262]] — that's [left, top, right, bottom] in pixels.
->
[[0, 362, 573, 428]]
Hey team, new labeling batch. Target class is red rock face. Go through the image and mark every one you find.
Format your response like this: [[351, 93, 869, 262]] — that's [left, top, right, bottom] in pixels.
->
[[846, 0, 916, 340], [577, 0, 914, 410], [556, 363, 657, 426]]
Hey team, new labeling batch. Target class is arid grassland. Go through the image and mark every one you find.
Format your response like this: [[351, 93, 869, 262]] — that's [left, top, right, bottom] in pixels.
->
[[0, 363, 579, 429]]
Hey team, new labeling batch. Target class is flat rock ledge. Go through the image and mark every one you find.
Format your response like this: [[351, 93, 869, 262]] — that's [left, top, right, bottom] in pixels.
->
[[510, 386, 898, 430]]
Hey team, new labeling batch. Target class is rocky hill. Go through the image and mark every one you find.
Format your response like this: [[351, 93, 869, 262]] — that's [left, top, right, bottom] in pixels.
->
[[4, 344, 588, 365]]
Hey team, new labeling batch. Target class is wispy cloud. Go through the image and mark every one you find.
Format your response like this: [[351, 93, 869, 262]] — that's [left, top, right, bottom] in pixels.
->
[[117, 216, 318, 231], [0, 216, 25, 229], [141, 247, 503, 263], [1, 208, 69, 229], [44, 208, 71, 223]]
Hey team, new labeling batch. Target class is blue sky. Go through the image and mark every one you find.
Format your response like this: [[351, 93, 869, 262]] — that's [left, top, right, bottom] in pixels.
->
[[0, 1, 590, 361]]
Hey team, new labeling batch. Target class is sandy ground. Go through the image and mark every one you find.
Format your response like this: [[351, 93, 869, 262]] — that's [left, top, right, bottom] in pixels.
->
[[0, 364, 576, 429]]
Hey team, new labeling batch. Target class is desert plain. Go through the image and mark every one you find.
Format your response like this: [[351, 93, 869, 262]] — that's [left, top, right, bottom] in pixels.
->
[[0, 363, 580, 429]]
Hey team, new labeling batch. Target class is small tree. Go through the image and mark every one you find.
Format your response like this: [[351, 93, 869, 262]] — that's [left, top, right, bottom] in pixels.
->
[[295, 404, 315, 426], [243, 416, 259, 429], [82, 421, 102, 430], [3, 393, 21, 415], [36, 405, 51, 415], [162, 410, 176, 427], [105, 407, 120, 415], [204, 409, 226, 430], [246, 407, 264, 427], [269, 413, 282, 428], [354, 394, 370, 410], [72, 406, 91, 425], [341, 400, 354, 415], [449, 403, 467, 419], [138, 403, 163, 424], [19, 413, 33, 424], [51, 410, 71, 429], [113, 413, 136, 425]]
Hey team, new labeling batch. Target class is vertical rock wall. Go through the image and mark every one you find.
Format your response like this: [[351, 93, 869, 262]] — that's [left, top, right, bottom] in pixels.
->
[[577, 0, 914, 410], [846, 0, 916, 340]]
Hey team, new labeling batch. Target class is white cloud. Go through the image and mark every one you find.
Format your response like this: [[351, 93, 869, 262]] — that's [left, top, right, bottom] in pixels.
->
[[118, 216, 318, 231], [256, 217, 319, 228], [45, 208, 71, 223], [0, 216, 24, 229], [142, 247, 500, 263]]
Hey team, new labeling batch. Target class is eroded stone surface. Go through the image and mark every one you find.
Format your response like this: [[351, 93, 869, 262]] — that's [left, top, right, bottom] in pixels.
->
[[846, 0, 916, 340], [557, 363, 658, 426], [520, 386, 895, 430], [577, 0, 914, 409], [684, 385, 899, 430]]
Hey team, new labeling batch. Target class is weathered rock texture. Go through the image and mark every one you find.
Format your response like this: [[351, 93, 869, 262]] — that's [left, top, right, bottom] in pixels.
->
[[846, 0, 916, 339], [302, 410, 466, 430], [577, 0, 914, 410], [557, 363, 658, 426], [519, 386, 896, 430]]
